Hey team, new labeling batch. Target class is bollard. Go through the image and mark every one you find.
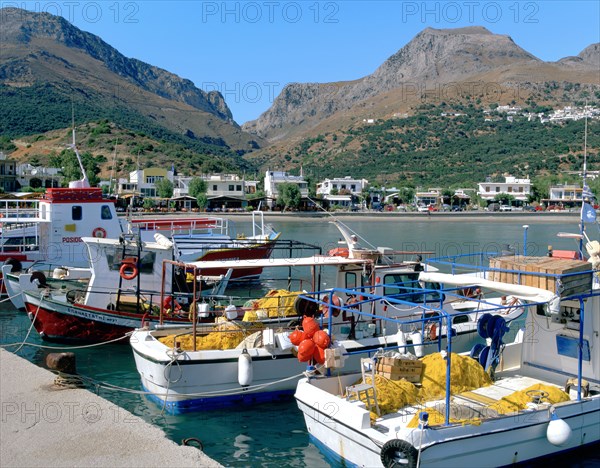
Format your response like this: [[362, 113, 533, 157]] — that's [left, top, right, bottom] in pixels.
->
[[46, 352, 84, 388]]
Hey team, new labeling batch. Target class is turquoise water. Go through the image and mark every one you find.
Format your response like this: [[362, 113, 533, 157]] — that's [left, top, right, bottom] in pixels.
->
[[2, 216, 598, 467]]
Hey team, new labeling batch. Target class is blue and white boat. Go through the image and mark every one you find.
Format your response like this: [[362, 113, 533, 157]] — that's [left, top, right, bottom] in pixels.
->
[[294, 234, 600, 467]]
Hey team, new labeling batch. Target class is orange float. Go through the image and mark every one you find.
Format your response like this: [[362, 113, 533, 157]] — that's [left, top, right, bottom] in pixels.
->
[[297, 339, 316, 362], [302, 316, 320, 338], [313, 329, 331, 349], [289, 329, 306, 346]]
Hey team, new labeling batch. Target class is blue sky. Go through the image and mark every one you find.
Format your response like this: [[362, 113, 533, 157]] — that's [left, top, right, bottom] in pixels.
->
[[9, 1, 600, 124]]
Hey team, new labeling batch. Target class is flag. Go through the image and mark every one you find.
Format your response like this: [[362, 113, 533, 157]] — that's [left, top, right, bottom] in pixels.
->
[[582, 184, 594, 199], [581, 202, 597, 223]]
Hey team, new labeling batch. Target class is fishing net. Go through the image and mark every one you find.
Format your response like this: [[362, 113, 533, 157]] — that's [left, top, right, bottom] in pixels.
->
[[251, 289, 303, 317], [158, 321, 265, 351], [419, 352, 492, 401], [488, 383, 570, 415]]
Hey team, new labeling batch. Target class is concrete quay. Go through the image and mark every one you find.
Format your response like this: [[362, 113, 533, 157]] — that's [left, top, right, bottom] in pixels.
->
[[0, 349, 222, 468]]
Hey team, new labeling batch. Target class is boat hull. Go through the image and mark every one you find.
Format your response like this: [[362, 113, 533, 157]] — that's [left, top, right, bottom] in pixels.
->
[[130, 327, 489, 412], [296, 378, 600, 468], [24, 295, 193, 344]]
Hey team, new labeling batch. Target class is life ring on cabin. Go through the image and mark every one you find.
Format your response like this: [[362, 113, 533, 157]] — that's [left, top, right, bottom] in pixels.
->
[[92, 227, 107, 238], [380, 439, 418, 468], [119, 258, 138, 281], [321, 294, 342, 317], [327, 247, 349, 258], [425, 322, 438, 341]]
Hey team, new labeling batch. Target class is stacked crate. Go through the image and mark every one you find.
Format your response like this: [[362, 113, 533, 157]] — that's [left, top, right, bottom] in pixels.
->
[[488, 256, 593, 296], [375, 356, 423, 383]]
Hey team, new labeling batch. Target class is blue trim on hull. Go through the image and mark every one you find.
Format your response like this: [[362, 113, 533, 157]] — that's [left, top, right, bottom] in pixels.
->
[[308, 434, 361, 468], [141, 383, 295, 413]]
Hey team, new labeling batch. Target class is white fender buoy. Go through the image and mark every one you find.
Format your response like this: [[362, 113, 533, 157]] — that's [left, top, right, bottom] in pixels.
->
[[396, 331, 407, 351], [410, 331, 424, 358], [238, 349, 253, 387], [547, 412, 572, 446]]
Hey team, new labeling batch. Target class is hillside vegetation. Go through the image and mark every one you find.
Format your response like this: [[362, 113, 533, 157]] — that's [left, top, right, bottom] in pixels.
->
[[253, 104, 600, 188]]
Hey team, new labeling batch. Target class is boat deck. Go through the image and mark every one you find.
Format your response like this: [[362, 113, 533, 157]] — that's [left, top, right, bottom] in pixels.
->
[[372, 372, 570, 432]]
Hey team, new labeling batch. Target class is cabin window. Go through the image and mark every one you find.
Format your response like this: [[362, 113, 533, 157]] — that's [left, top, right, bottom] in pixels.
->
[[101, 205, 112, 220], [453, 314, 469, 325], [382, 273, 419, 297], [106, 248, 156, 275], [345, 272, 357, 289], [72, 206, 82, 220]]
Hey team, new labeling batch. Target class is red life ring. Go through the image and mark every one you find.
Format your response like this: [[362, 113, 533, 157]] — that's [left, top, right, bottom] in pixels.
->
[[321, 294, 342, 317], [92, 227, 107, 238], [119, 260, 138, 280], [427, 322, 438, 341]]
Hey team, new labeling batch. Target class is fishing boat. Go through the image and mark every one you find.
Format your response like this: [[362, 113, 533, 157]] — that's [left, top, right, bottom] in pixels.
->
[[294, 235, 600, 467], [128, 222, 527, 412]]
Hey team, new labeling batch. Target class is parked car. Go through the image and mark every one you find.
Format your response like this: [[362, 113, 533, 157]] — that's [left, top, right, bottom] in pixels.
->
[[486, 203, 500, 212], [500, 205, 513, 212], [417, 205, 429, 213]]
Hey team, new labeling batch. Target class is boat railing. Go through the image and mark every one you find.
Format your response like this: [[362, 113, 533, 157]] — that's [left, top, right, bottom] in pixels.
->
[[0, 199, 40, 220], [129, 216, 229, 237], [300, 282, 555, 427]]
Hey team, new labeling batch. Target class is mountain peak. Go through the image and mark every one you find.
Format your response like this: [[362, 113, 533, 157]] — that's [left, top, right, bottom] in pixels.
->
[[0, 7, 234, 123], [420, 26, 494, 36]]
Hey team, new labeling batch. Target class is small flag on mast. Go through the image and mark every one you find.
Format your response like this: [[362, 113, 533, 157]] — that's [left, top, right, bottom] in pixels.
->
[[581, 202, 597, 223]]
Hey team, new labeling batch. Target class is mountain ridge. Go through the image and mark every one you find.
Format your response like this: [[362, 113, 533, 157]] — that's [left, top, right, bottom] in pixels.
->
[[243, 27, 599, 142], [0, 7, 262, 154]]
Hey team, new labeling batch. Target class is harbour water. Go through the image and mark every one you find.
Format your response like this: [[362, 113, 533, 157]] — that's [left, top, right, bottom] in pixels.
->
[[1, 216, 599, 467]]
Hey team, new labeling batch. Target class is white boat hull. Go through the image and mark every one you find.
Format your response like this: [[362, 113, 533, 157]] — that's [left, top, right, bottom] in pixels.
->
[[297, 379, 600, 467]]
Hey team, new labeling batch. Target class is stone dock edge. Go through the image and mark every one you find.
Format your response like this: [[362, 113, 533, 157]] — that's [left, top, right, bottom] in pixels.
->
[[0, 349, 222, 468]]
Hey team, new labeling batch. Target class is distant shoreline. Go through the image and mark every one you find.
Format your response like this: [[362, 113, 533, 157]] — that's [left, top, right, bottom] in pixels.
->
[[129, 211, 581, 223]]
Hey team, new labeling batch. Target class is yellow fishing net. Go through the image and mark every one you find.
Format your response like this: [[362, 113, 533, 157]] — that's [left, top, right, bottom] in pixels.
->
[[488, 383, 570, 415], [158, 321, 265, 351], [356, 352, 492, 421], [363, 374, 419, 417], [405, 408, 479, 428], [419, 353, 492, 401], [251, 289, 302, 317]]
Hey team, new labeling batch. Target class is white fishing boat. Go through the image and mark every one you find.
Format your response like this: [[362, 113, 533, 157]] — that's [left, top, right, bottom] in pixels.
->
[[294, 238, 600, 467], [129, 222, 527, 412]]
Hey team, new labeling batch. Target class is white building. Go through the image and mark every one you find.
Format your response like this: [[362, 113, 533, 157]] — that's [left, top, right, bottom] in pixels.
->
[[477, 176, 531, 202], [544, 184, 596, 207], [264, 171, 309, 208], [415, 189, 441, 207], [316, 177, 368, 196], [173, 174, 248, 210]]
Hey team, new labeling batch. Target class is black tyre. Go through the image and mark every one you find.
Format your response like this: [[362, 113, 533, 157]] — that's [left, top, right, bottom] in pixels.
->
[[4, 257, 23, 273], [380, 439, 418, 468]]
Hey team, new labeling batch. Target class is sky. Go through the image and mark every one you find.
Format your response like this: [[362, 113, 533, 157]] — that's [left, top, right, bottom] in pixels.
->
[[7, 1, 600, 124]]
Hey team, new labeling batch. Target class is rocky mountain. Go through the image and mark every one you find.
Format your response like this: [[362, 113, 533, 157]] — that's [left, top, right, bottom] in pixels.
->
[[0, 7, 261, 152], [244, 27, 599, 142]]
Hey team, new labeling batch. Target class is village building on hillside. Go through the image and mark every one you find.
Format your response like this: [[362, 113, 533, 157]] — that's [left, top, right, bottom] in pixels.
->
[[477, 176, 531, 205], [316, 176, 369, 209], [264, 170, 309, 210]]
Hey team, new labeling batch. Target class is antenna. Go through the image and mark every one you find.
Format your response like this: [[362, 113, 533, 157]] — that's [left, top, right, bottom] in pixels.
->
[[68, 105, 90, 188]]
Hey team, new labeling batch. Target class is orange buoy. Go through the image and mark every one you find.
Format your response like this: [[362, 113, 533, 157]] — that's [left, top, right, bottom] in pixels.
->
[[297, 339, 316, 362], [289, 329, 306, 346], [313, 345, 326, 364], [313, 329, 331, 349], [302, 316, 320, 338]]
